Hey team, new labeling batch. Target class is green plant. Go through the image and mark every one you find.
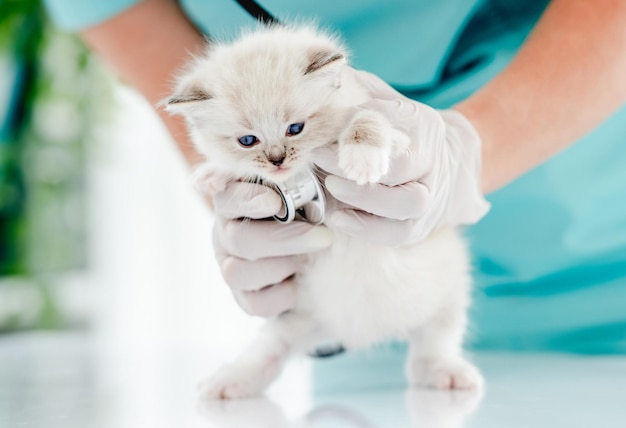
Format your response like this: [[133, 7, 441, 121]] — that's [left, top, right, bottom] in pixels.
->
[[1, 0, 110, 331]]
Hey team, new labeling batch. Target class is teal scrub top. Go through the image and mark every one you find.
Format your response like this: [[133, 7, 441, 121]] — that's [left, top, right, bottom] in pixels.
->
[[43, 0, 626, 355]]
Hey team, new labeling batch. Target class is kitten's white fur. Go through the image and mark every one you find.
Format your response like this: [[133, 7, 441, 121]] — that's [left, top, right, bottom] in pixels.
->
[[166, 25, 482, 399]]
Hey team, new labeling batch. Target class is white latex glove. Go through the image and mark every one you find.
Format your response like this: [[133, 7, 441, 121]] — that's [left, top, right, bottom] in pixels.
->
[[212, 181, 333, 317], [314, 70, 490, 246]]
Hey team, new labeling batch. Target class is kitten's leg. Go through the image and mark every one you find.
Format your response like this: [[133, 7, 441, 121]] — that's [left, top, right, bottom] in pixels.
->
[[405, 305, 483, 390], [337, 110, 409, 185], [198, 312, 313, 400]]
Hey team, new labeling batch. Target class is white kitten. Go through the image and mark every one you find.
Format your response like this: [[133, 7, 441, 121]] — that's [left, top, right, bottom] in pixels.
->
[[166, 24, 482, 399]]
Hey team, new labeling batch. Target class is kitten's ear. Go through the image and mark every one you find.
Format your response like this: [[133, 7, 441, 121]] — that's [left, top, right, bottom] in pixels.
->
[[304, 49, 346, 75], [164, 82, 213, 114], [162, 70, 213, 114], [167, 86, 212, 105]]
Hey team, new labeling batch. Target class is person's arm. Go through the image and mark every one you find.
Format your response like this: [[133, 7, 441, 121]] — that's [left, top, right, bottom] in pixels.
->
[[79, 0, 207, 166], [314, 0, 626, 246], [455, 0, 626, 193]]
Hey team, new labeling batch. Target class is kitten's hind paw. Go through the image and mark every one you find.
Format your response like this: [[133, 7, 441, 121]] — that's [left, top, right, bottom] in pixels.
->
[[407, 356, 484, 390], [198, 368, 264, 400], [198, 358, 282, 400]]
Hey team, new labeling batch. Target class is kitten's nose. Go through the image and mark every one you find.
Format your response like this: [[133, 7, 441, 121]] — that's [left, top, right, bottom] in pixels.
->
[[267, 151, 286, 166]]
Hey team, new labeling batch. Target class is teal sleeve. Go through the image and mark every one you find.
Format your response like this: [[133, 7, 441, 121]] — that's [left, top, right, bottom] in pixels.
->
[[43, 0, 141, 31]]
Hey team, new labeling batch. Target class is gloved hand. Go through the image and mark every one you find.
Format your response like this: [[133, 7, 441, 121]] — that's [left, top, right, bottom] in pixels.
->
[[314, 70, 490, 246], [212, 181, 333, 317]]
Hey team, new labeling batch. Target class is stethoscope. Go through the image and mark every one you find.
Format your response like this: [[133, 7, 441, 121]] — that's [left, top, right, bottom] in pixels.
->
[[234, 0, 280, 26]]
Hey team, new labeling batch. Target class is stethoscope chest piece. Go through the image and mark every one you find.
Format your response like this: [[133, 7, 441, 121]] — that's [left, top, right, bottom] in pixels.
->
[[268, 170, 325, 225]]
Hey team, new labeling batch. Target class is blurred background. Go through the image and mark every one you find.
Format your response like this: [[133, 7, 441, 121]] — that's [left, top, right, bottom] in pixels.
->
[[1, 0, 90, 332], [0, 0, 264, 354]]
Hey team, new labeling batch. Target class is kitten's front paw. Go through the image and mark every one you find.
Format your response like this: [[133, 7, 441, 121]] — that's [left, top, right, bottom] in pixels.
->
[[191, 164, 230, 195], [407, 356, 484, 390], [198, 358, 282, 400], [338, 144, 391, 185], [337, 110, 407, 185]]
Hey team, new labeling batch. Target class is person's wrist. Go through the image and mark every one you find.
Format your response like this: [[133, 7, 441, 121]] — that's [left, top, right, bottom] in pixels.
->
[[438, 109, 491, 227], [452, 98, 499, 194]]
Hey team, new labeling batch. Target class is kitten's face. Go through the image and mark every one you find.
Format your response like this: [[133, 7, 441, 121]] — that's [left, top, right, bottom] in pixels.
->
[[167, 26, 348, 184]]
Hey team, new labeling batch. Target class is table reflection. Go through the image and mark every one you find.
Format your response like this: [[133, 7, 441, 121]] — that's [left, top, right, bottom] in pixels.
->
[[198, 387, 483, 428]]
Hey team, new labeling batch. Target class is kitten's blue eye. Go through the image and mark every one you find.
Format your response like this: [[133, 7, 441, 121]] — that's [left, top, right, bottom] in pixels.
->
[[286, 122, 305, 136], [238, 135, 258, 147]]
